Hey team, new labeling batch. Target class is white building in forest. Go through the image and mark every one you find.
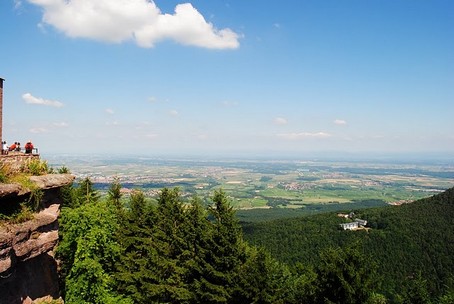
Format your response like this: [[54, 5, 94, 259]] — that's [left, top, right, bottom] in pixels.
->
[[339, 218, 368, 230]]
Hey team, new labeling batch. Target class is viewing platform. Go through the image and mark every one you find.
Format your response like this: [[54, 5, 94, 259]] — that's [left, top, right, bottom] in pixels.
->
[[0, 151, 40, 173]]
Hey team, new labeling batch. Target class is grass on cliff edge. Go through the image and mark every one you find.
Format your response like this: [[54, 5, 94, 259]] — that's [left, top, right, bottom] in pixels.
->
[[0, 160, 70, 224], [0, 159, 70, 183]]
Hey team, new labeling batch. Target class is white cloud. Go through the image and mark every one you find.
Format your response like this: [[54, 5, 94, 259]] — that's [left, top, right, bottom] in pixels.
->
[[22, 93, 64, 107], [334, 119, 347, 125], [148, 96, 169, 103], [30, 127, 48, 133], [273, 117, 288, 125], [277, 132, 331, 140], [27, 0, 240, 49], [169, 109, 179, 116], [53, 122, 69, 127], [105, 108, 115, 114], [14, 0, 22, 9]]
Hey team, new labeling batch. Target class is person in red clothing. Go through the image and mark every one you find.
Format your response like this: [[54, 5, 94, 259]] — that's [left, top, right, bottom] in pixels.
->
[[8, 142, 17, 151], [25, 141, 34, 154]]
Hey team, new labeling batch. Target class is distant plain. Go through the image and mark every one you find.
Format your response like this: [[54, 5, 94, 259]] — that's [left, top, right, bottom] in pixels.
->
[[46, 154, 454, 217]]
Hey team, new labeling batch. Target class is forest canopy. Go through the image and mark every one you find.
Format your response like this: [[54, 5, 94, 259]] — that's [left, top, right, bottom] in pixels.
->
[[57, 178, 454, 303]]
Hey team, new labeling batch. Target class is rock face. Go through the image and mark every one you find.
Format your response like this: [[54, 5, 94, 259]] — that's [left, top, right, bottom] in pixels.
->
[[0, 174, 74, 304], [29, 175, 75, 191], [0, 174, 74, 198]]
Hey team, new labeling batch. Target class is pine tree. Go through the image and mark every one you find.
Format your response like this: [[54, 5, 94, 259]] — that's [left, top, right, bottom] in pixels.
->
[[114, 189, 158, 304], [184, 195, 216, 303], [233, 246, 293, 304], [151, 187, 192, 302], [71, 177, 100, 207], [314, 244, 376, 304], [200, 189, 248, 303], [107, 177, 123, 211]]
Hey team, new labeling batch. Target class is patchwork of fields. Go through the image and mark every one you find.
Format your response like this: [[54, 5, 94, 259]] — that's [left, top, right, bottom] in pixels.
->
[[48, 154, 454, 211]]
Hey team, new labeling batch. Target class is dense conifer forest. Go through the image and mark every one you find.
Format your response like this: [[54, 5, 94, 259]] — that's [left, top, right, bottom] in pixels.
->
[[57, 178, 454, 303], [242, 187, 454, 303]]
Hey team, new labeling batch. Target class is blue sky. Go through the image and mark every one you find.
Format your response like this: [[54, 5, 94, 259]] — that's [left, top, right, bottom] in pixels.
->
[[0, 0, 453, 158]]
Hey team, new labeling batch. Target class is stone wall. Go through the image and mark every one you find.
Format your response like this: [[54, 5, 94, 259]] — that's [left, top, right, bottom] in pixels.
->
[[0, 153, 40, 174]]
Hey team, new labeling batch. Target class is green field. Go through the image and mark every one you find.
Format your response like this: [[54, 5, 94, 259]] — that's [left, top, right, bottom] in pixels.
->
[[49, 155, 454, 211]]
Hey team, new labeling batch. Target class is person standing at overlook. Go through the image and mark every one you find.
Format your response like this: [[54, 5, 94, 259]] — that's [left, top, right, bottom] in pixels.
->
[[8, 142, 17, 152], [1, 141, 7, 155], [24, 141, 33, 154]]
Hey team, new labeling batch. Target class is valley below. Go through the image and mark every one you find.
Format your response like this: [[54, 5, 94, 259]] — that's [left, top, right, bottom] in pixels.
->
[[47, 154, 454, 214]]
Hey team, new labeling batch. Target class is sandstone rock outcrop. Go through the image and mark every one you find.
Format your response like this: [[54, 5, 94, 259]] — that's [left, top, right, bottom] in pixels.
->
[[0, 173, 74, 304], [0, 184, 22, 198], [0, 174, 74, 200], [0, 204, 60, 273], [28, 175, 75, 191]]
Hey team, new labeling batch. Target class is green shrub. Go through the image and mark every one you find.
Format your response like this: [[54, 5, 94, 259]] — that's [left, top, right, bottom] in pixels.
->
[[10, 174, 36, 191], [58, 166, 70, 174], [0, 170, 7, 183], [0, 204, 35, 225], [0, 162, 14, 183], [28, 188, 44, 212], [25, 159, 51, 175]]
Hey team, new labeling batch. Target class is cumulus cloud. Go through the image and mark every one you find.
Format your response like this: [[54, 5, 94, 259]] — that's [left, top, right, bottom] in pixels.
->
[[22, 93, 64, 107], [277, 132, 331, 140], [105, 108, 115, 114], [27, 0, 240, 49], [273, 117, 288, 125], [334, 119, 347, 125], [169, 109, 179, 116]]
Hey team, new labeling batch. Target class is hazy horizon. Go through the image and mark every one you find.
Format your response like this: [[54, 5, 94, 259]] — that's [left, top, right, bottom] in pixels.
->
[[42, 150, 454, 166]]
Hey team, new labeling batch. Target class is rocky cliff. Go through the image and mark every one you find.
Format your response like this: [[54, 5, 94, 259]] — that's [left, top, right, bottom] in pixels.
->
[[0, 174, 74, 304]]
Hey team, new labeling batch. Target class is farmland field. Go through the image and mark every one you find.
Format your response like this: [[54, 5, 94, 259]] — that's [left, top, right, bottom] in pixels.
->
[[46, 154, 454, 213]]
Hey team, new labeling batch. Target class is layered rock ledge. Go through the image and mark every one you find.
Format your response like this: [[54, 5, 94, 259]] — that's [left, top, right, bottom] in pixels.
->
[[0, 173, 74, 304], [0, 174, 74, 198], [0, 204, 60, 275]]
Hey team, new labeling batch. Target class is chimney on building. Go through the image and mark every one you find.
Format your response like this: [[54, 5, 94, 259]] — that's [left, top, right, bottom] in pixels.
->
[[0, 77, 4, 146]]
